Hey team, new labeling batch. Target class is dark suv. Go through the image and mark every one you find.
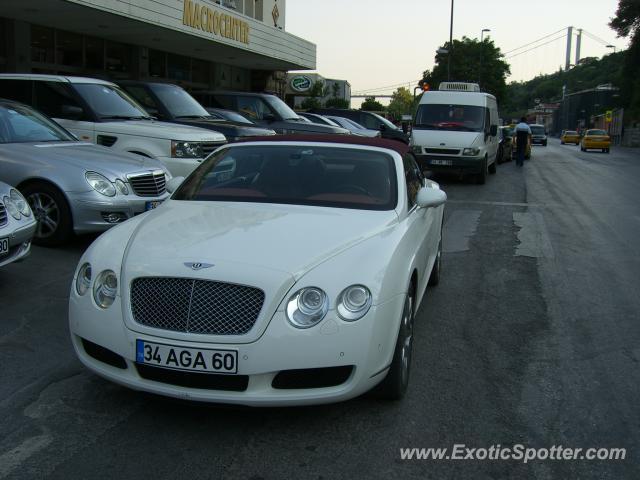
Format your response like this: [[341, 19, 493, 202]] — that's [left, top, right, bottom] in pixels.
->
[[118, 81, 277, 142], [192, 91, 350, 135], [311, 108, 409, 144]]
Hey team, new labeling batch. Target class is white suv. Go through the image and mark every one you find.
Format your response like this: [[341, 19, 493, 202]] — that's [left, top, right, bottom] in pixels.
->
[[0, 74, 226, 177]]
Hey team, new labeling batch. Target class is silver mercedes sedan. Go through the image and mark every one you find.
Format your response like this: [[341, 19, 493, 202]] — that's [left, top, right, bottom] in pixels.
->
[[0, 100, 170, 246], [0, 181, 37, 267]]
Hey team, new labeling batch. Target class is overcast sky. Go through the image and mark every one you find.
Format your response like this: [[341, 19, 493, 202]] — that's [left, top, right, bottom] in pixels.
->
[[286, 0, 628, 98]]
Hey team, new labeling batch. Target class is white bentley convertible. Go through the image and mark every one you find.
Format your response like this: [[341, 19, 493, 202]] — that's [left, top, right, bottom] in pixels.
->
[[69, 136, 446, 406]]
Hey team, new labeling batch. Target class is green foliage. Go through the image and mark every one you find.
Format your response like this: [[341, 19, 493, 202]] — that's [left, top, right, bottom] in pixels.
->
[[501, 52, 626, 121], [301, 96, 322, 110], [300, 80, 330, 110], [610, 0, 640, 121], [419, 37, 511, 105], [387, 87, 414, 120], [361, 97, 385, 112], [325, 97, 350, 109]]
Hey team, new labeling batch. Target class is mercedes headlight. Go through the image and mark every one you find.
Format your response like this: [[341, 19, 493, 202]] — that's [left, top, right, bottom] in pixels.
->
[[9, 189, 31, 217], [286, 287, 329, 329], [2, 196, 21, 220], [76, 263, 92, 296], [337, 285, 372, 321], [171, 141, 204, 158], [85, 172, 116, 197], [462, 147, 481, 156], [93, 270, 118, 309], [114, 179, 129, 195]]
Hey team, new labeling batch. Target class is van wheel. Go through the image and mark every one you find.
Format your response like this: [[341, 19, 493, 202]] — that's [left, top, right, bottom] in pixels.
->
[[476, 158, 487, 184]]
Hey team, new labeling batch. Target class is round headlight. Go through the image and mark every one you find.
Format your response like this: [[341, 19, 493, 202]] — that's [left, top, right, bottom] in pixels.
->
[[10, 189, 31, 217], [93, 270, 118, 309], [337, 285, 372, 321], [114, 179, 129, 195], [3, 196, 21, 220], [286, 287, 329, 329], [85, 172, 116, 197], [76, 263, 92, 296]]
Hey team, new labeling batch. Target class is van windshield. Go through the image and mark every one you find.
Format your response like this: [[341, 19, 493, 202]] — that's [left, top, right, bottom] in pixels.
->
[[414, 104, 485, 132]]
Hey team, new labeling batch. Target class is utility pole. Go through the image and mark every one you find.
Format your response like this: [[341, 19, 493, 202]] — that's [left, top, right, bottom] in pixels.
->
[[565, 26, 573, 71], [575, 28, 582, 66], [447, 0, 454, 81], [479, 28, 490, 90]]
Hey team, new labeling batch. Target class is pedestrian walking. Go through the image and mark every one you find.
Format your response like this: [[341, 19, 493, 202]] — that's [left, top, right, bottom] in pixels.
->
[[513, 117, 531, 167]]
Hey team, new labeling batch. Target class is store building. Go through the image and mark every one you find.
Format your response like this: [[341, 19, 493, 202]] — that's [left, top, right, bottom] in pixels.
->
[[0, 0, 315, 95], [285, 72, 351, 109]]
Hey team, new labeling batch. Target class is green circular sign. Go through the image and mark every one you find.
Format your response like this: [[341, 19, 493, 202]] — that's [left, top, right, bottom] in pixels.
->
[[291, 76, 313, 92]]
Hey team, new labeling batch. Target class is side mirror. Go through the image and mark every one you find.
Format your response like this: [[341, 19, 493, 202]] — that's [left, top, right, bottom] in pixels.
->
[[61, 105, 84, 120], [380, 124, 387, 132], [490, 125, 498, 137], [166, 176, 185, 194], [416, 187, 447, 209], [263, 113, 276, 122]]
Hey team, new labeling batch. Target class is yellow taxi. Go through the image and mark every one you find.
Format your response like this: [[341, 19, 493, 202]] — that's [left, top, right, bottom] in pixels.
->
[[580, 129, 611, 153], [509, 124, 531, 160], [561, 130, 581, 145]]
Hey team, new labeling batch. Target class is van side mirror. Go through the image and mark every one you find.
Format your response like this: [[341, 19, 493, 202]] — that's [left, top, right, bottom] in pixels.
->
[[490, 125, 498, 137], [416, 187, 447, 209], [166, 176, 185, 194], [61, 105, 84, 120]]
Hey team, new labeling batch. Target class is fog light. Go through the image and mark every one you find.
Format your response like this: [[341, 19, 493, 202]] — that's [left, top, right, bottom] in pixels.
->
[[101, 212, 127, 224]]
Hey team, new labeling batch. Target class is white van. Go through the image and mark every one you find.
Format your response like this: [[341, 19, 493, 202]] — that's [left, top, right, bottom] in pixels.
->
[[0, 74, 226, 177], [410, 82, 499, 184]]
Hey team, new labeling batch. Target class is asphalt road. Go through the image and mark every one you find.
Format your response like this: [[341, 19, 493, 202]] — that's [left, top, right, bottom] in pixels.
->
[[1, 140, 639, 479]]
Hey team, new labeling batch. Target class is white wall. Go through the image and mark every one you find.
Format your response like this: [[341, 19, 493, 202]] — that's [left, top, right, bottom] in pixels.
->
[[262, 0, 286, 29]]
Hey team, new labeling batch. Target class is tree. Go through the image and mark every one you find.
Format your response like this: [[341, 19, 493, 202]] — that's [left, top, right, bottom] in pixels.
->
[[387, 87, 414, 120], [610, 0, 640, 121], [419, 37, 510, 105], [325, 97, 350, 109], [360, 97, 385, 111], [300, 80, 328, 110]]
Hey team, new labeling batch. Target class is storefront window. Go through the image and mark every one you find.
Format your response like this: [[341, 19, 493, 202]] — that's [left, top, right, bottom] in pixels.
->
[[244, 0, 254, 18], [0, 19, 7, 66], [105, 40, 131, 74], [254, 0, 263, 21], [56, 30, 83, 67], [192, 58, 210, 85], [31, 25, 55, 64], [149, 49, 166, 78], [167, 54, 190, 82], [85, 36, 104, 70]]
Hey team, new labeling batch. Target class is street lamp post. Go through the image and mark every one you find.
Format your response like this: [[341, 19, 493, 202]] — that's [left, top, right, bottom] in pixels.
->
[[479, 28, 491, 89], [606, 44, 616, 54], [447, 0, 454, 81]]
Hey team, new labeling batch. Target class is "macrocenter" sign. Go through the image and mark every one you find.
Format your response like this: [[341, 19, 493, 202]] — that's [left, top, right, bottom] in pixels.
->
[[182, 0, 250, 45]]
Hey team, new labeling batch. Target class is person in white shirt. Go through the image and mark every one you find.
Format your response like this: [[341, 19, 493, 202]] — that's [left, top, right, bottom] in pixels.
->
[[513, 117, 532, 167]]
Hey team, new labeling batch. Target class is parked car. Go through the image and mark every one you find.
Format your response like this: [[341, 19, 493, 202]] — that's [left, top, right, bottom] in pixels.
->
[[0, 180, 36, 267], [561, 130, 581, 145], [204, 108, 258, 125], [118, 81, 277, 142], [530, 124, 548, 146], [192, 91, 350, 135], [0, 74, 226, 177], [581, 129, 611, 153], [0, 100, 170, 246], [311, 107, 409, 144], [296, 112, 341, 127], [497, 126, 513, 164], [325, 115, 381, 138], [411, 82, 499, 184], [69, 135, 447, 406]]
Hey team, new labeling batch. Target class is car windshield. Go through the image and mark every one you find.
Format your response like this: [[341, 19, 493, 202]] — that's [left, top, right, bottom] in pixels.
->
[[587, 129, 607, 135], [263, 95, 301, 121], [150, 84, 210, 118], [414, 104, 485, 132], [370, 112, 398, 131], [531, 125, 546, 135], [74, 83, 151, 119], [0, 103, 76, 143], [174, 145, 397, 211]]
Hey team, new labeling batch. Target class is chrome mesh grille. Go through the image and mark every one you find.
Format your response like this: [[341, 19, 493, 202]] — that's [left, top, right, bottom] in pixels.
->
[[0, 203, 7, 227], [128, 171, 166, 197], [130, 277, 265, 335]]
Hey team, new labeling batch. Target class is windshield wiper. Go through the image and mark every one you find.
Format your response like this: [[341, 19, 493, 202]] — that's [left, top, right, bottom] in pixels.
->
[[100, 115, 152, 120], [176, 115, 210, 119]]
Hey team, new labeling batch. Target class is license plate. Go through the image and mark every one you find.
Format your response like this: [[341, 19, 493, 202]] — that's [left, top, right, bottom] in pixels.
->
[[0, 237, 8, 256], [145, 200, 162, 211], [431, 159, 453, 166], [136, 340, 238, 374]]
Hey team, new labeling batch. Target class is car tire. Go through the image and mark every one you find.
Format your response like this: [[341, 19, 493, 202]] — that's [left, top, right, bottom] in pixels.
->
[[21, 182, 73, 247], [476, 158, 487, 184], [497, 147, 503, 164], [606, 148, 610, 154], [488, 158, 497, 174], [561, 141, 565, 145], [428, 236, 442, 287], [376, 287, 415, 400]]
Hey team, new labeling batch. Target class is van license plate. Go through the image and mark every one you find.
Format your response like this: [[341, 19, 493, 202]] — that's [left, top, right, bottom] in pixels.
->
[[431, 159, 453, 166]]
